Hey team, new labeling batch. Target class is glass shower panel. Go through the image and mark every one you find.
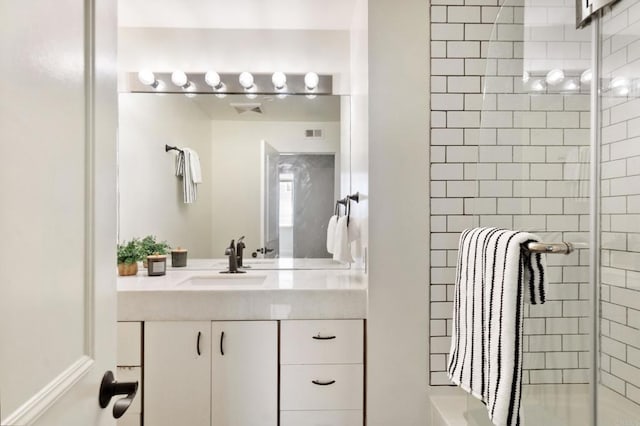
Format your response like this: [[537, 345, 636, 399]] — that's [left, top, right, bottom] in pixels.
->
[[598, 1, 640, 423], [466, 0, 594, 424]]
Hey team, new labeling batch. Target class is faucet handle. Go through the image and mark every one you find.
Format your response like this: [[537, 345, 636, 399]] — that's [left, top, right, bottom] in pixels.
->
[[224, 239, 235, 256]]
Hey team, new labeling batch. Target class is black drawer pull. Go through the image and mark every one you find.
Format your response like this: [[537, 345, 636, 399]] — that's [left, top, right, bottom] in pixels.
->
[[312, 334, 336, 340], [197, 331, 202, 356], [220, 331, 225, 356], [312, 379, 336, 386]]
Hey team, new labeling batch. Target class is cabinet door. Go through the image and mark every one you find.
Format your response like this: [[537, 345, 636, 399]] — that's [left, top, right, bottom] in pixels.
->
[[211, 321, 278, 426], [145, 321, 211, 426]]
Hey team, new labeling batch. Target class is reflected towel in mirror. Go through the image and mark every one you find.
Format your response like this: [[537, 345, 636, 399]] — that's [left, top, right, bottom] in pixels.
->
[[175, 147, 202, 203]]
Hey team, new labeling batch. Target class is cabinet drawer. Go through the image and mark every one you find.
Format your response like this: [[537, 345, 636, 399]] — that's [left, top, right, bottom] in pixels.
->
[[117, 322, 141, 366], [116, 367, 142, 414], [281, 320, 363, 364], [281, 364, 363, 410], [281, 410, 363, 426]]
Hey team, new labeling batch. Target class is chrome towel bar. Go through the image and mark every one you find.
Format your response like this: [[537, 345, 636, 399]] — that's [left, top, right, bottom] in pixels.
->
[[524, 242, 574, 255]]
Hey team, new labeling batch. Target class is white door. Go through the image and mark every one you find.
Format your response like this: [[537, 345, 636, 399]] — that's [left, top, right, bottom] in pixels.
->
[[0, 0, 118, 425], [211, 321, 278, 426], [260, 141, 280, 257], [144, 322, 211, 426]]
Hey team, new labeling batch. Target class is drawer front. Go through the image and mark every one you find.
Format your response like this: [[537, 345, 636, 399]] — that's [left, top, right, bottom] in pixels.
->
[[281, 320, 363, 364], [281, 364, 363, 410], [117, 322, 142, 366], [281, 410, 363, 426], [116, 366, 142, 414]]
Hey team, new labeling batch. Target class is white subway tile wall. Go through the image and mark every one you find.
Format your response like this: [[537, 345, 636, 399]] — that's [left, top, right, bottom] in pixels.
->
[[599, 0, 640, 406], [429, 0, 592, 387]]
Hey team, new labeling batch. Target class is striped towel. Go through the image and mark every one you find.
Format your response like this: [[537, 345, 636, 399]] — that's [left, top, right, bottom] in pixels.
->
[[175, 148, 201, 203], [447, 228, 548, 426]]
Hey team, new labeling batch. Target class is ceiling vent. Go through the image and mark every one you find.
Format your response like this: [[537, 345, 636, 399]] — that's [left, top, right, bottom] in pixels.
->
[[230, 102, 263, 114], [304, 129, 323, 140]]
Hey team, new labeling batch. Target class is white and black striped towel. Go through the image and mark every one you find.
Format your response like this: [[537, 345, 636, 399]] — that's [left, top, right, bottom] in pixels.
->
[[447, 228, 548, 426]]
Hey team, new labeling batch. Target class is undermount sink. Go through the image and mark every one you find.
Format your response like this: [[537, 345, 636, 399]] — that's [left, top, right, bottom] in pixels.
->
[[177, 273, 268, 288]]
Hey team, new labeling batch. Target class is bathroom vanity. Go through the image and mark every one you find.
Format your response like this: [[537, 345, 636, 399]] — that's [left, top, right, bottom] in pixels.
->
[[116, 268, 367, 426]]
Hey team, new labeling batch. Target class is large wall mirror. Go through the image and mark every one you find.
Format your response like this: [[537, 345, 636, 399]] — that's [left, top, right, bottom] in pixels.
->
[[118, 92, 351, 269]]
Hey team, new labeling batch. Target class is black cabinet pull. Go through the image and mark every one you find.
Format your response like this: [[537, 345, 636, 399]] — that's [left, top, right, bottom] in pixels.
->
[[220, 331, 225, 356], [99, 370, 139, 419], [312, 379, 336, 386], [197, 331, 202, 356], [312, 334, 336, 340]]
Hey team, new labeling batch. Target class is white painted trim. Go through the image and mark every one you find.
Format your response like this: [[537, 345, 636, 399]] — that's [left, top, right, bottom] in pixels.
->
[[260, 139, 267, 248], [2, 356, 95, 425]]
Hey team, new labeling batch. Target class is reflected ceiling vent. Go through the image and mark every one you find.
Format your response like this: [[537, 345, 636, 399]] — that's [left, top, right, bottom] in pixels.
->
[[305, 129, 323, 140], [230, 102, 262, 114]]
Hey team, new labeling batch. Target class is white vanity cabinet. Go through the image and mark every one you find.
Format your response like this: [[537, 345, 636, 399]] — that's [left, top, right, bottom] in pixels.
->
[[144, 321, 212, 426], [143, 320, 277, 426], [211, 321, 278, 426], [116, 322, 143, 426], [280, 320, 364, 426]]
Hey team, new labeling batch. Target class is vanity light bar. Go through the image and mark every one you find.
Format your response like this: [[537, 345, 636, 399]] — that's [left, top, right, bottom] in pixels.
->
[[124, 72, 333, 95]]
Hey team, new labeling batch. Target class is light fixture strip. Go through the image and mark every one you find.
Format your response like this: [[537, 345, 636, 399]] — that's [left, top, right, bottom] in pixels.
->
[[124, 72, 333, 95]]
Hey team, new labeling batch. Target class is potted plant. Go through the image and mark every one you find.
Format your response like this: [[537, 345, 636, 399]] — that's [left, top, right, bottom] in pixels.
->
[[117, 238, 142, 276], [140, 235, 171, 268]]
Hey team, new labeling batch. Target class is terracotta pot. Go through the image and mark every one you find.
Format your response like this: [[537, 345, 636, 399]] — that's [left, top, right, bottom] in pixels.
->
[[118, 262, 138, 276]]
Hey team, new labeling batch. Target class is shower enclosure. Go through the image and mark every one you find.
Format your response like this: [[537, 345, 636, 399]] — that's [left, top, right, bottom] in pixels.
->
[[430, 0, 640, 425]]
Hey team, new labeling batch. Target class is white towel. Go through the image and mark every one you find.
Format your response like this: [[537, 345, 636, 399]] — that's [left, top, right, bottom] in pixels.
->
[[332, 216, 353, 263], [326, 215, 338, 254], [347, 217, 362, 259], [188, 148, 202, 184], [447, 228, 548, 426], [175, 148, 201, 204]]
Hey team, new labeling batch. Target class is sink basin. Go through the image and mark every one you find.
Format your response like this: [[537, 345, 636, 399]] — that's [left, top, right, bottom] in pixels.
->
[[177, 274, 267, 288]]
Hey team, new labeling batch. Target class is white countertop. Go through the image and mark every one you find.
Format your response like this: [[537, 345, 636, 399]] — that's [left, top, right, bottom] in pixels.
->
[[171, 258, 351, 271], [117, 268, 367, 321]]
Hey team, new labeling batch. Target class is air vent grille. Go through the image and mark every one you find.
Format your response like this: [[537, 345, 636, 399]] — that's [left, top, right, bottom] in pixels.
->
[[304, 129, 323, 139]]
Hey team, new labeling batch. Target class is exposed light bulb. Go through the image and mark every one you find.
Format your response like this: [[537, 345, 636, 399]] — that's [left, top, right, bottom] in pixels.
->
[[304, 72, 319, 90], [522, 71, 530, 83], [171, 71, 191, 89], [239, 72, 255, 89], [205, 71, 223, 90], [138, 70, 159, 88], [545, 68, 565, 85], [563, 79, 579, 91], [580, 69, 593, 84], [272, 72, 287, 90], [611, 76, 630, 96], [531, 79, 546, 92]]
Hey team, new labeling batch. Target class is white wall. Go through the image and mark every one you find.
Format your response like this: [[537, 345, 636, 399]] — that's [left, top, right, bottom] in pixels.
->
[[209, 120, 341, 253], [349, 0, 369, 267], [367, 1, 429, 425], [118, 94, 214, 257], [118, 27, 352, 93]]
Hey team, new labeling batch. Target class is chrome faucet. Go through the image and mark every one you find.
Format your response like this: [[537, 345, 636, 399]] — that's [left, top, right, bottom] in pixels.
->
[[221, 239, 245, 274]]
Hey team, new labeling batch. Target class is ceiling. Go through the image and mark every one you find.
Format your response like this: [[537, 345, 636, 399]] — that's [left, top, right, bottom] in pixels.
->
[[118, 0, 357, 30], [188, 94, 342, 122]]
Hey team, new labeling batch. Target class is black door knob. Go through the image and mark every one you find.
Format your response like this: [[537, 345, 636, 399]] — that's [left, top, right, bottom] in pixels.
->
[[98, 370, 139, 418]]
